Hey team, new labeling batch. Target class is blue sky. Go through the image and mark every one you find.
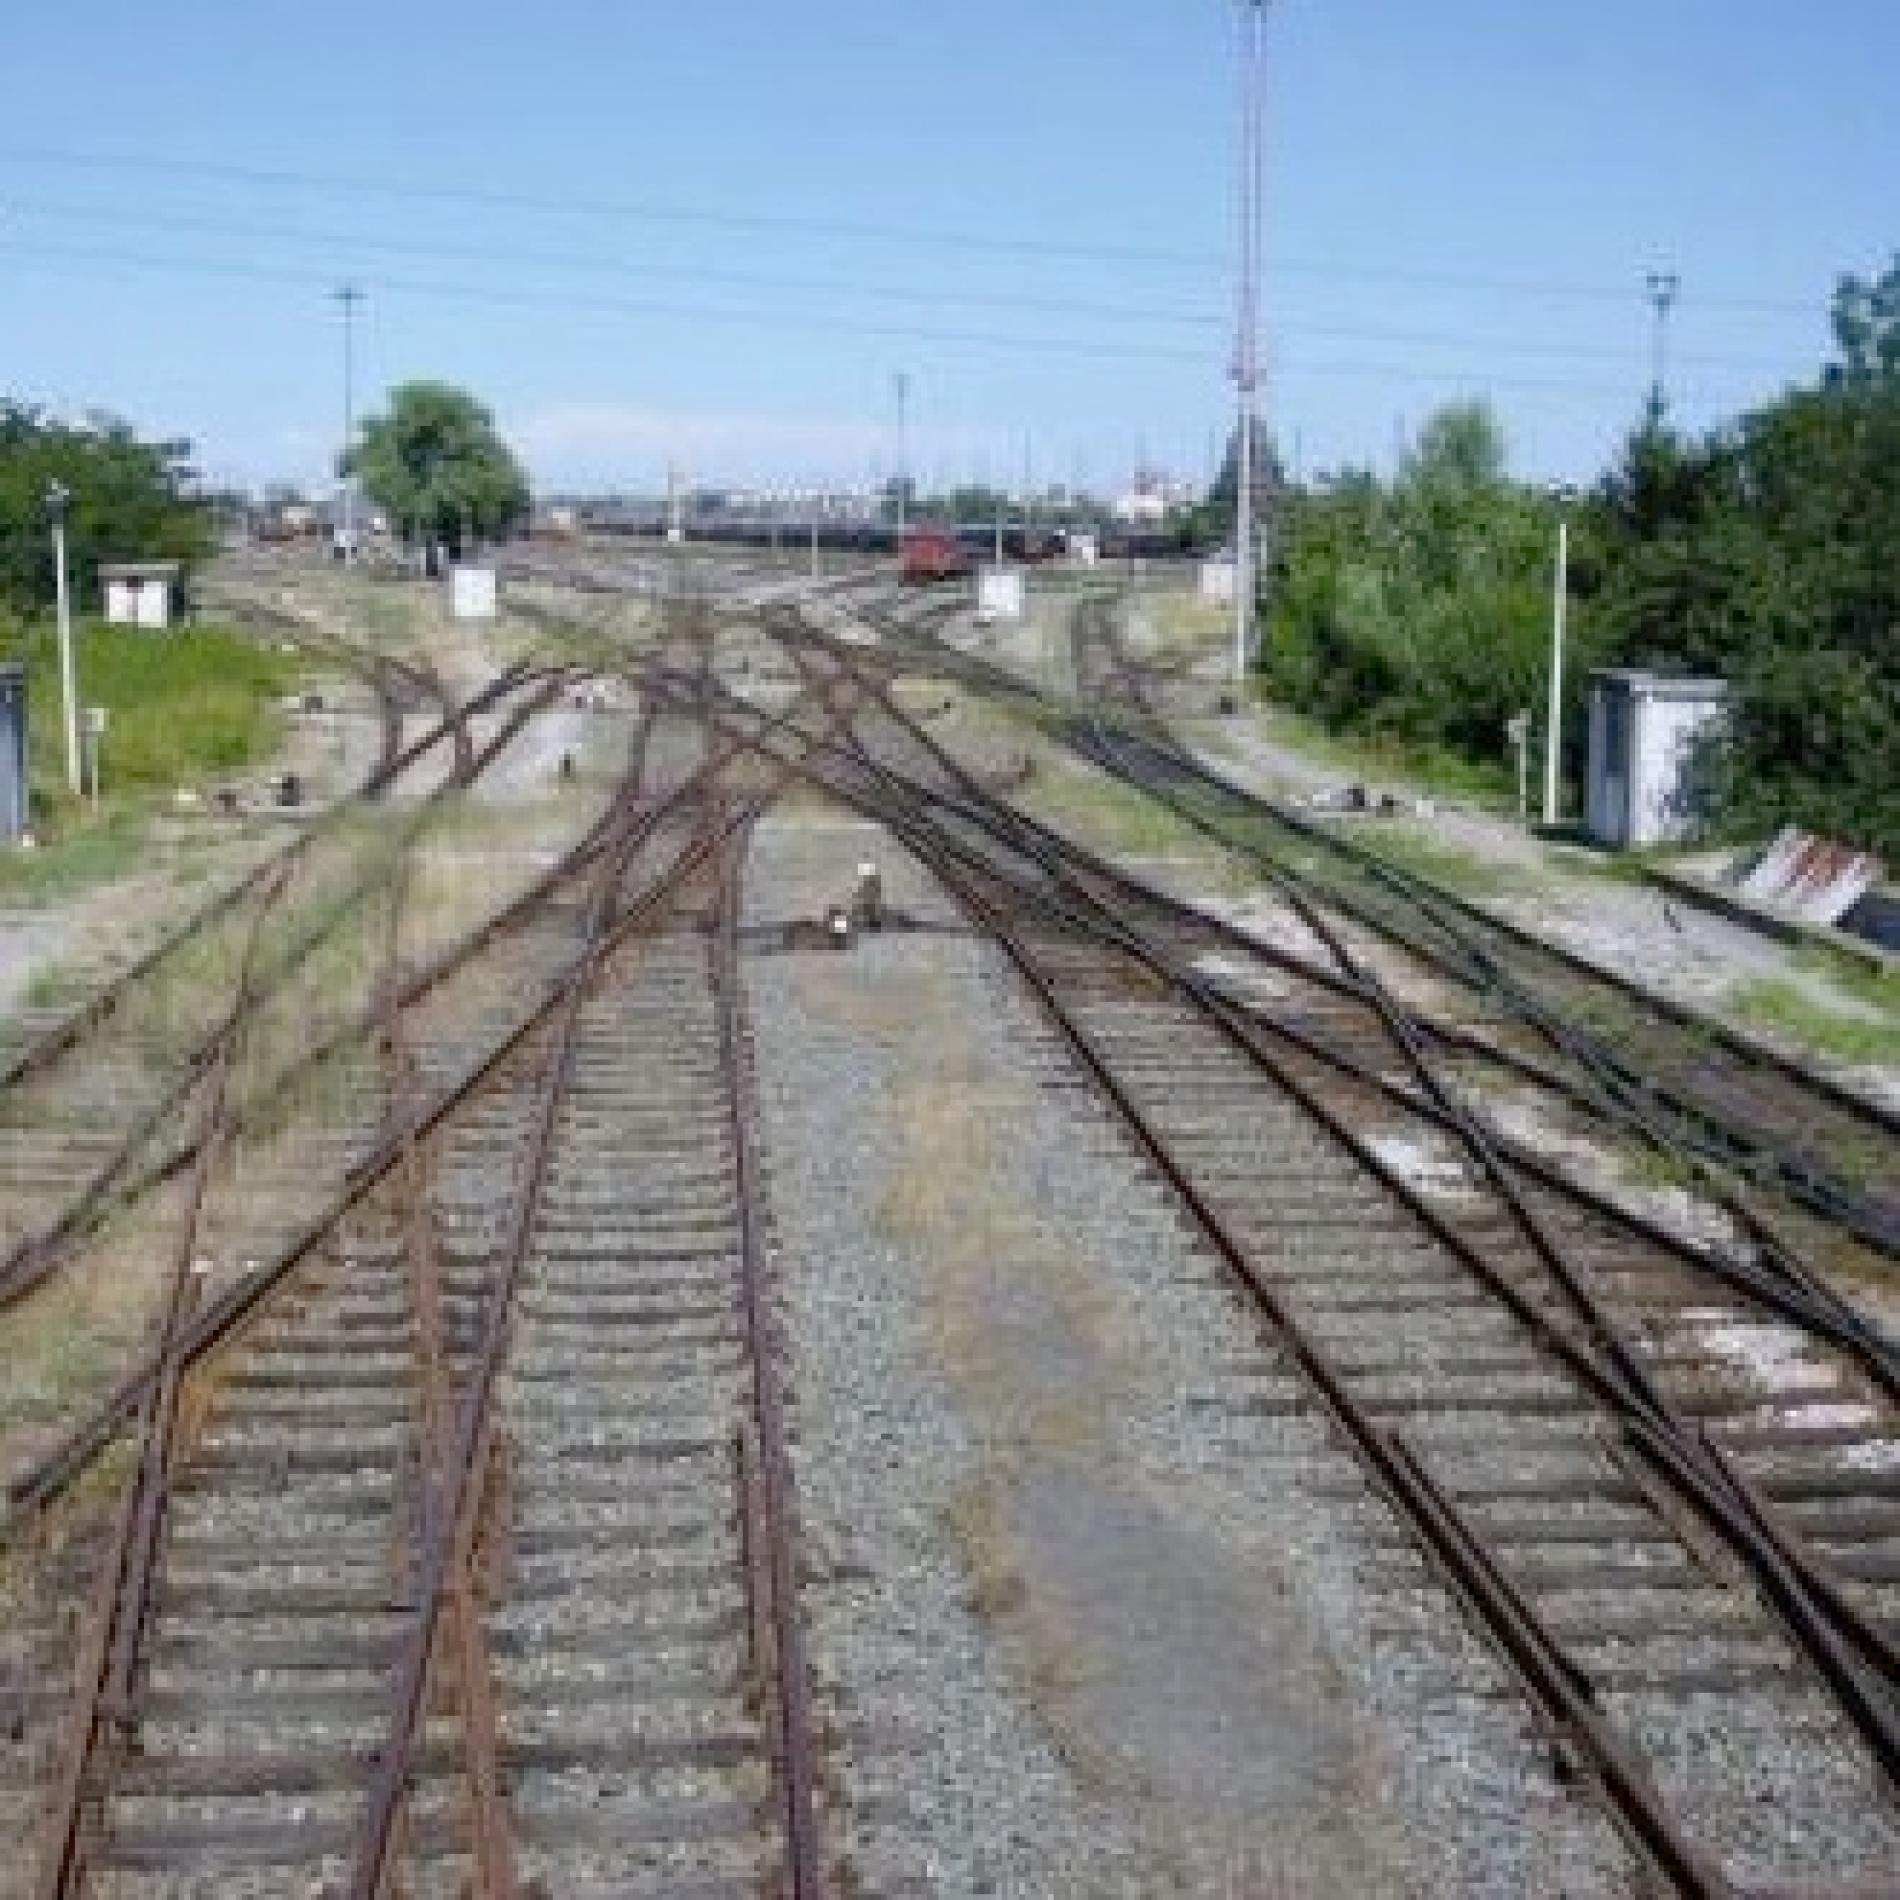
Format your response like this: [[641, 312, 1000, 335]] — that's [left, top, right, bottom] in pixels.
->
[[2, 1, 1894, 495]]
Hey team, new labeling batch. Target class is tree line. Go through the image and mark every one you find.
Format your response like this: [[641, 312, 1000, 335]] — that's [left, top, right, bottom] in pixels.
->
[[0, 405, 212, 616], [1260, 255, 1900, 857], [0, 383, 531, 619]]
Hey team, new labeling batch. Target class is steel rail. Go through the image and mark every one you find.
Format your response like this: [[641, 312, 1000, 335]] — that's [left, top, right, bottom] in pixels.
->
[[1, 664, 859, 1529], [733, 629, 1900, 1394], [1067, 587, 1900, 1137], [867, 598, 1900, 1186], [343, 809, 655, 1900], [862, 707, 1900, 1381], [841, 707, 1900, 1769], [0, 670, 574, 1312], [342, 685, 851, 1895], [821, 605, 1900, 1364], [712, 839, 826, 1900], [917, 838, 1728, 1896], [0, 775, 728, 1526], [0, 660, 550, 1101], [904, 819, 1900, 1785], [379, 810, 518, 1897], [33, 850, 295, 1899], [1080, 719, 1900, 1255], [1099, 736, 1900, 1255], [704, 633, 1900, 1802]]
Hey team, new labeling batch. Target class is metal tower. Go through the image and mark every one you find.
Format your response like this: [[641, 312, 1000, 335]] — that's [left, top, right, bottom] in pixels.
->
[[1231, 1, 1269, 688]]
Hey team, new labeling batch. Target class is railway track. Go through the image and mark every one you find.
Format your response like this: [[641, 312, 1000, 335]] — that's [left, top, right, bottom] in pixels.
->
[[5, 610, 862, 1896], [11, 559, 1897, 1893], [847, 591, 1900, 1284], [686, 618, 1900, 1891], [1070, 595, 1900, 1246], [0, 666, 570, 1311]]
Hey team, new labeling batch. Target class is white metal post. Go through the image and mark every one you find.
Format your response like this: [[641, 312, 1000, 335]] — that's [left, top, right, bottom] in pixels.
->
[[48, 486, 80, 797], [1544, 520, 1569, 828], [334, 286, 363, 561]]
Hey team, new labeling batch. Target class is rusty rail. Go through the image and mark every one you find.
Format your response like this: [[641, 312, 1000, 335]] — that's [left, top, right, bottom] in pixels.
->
[[713, 840, 826, 1900], [0, 662, 547, 1102], [0, 669, 576, 1314], [33, 852, 295, 1898], [3, 667, 857, 1530]]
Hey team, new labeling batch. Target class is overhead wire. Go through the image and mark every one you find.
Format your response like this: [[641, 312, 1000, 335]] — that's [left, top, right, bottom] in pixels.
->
[[0, 237, 1778, 400], [0, 230, 1799, 391], [0, 143, 1822, 316]]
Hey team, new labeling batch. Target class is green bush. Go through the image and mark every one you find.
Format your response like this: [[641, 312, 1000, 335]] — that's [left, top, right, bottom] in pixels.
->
[[1263, 405, 1583, 775]]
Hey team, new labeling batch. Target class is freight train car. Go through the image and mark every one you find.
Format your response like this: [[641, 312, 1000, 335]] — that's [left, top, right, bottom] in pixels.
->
[[900, 524, 975, 585]]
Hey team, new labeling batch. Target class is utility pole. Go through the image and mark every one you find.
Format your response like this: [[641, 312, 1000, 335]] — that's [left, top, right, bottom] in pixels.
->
[[1645, 270, 1681, 422], [1543, 518, 1569, 829], [45, 481, 80, 797], [332, 285, 365, 560], [1230, 0, 1269, 692], [892, 372, 911, 543]]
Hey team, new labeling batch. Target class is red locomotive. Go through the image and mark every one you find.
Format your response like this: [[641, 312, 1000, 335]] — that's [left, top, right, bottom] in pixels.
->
[[900, 524, 973, 585]]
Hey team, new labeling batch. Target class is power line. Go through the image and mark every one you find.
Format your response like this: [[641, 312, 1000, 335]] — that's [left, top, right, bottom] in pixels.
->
[[0, 143, 1823, 316], [0, 195, 1230, 331], [0, 144, 1216, 268], [0, 216, 1804, 377], [0, 237, 1793, 401]]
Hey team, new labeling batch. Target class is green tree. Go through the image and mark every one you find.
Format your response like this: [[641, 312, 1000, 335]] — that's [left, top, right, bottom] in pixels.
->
[[1827, 253, 1900, 388], [1588, 316, 1900, 854], [0, 405, 212, 616], [1406, 402, 1507, 491], [1264, 401, 1569, 764], [346, 382, 530, 565], [1200, 416, 1282, 528]]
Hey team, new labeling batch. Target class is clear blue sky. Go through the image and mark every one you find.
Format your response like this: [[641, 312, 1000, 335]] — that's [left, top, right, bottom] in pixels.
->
[[2, 1, 1894, 496]]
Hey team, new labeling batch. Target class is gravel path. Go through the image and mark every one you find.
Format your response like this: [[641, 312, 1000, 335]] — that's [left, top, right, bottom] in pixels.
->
[[742, 811, 1634, 1896]]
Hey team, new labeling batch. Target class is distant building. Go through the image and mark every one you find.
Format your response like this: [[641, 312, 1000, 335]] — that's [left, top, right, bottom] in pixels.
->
[[99, 561, 181, 630], [1110, 467, 1196, 526], [1111, 488, 1169, 526]]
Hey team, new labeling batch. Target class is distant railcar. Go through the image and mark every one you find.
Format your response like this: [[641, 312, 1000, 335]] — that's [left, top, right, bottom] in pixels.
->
[[900, 524, 973, 585]]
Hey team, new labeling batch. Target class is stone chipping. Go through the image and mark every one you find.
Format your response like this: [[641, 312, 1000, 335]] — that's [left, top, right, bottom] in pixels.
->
[[742, 811, 1636, 1896]]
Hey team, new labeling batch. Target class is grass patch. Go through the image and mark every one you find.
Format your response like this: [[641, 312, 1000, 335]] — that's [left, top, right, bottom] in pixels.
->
[[1020, 752, 1224, 861], [1, 616, 294, 804], [1793, 945, 1900, 1019], [1241, 697, 1517, 809], [1729, 976, 1900, 1066], [1346, 821, 1510, 898], [1122, 592, 1228, 667], [0, 615, 295, 896], [0, 806, 145, 904]]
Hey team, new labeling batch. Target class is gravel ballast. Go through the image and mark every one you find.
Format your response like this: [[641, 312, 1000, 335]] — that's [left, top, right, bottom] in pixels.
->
[[741, 811, 1635, 1896]]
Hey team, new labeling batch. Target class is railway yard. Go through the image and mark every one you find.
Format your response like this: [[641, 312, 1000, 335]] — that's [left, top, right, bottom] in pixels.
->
[[0, 543, 1896, 1898]]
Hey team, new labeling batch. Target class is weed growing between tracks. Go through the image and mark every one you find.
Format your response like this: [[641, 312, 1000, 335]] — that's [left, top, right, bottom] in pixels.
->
[[1201, 692, 1519, 810], [1730, 972, 1900, 1067], [1328, 821, 1512, 899]]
